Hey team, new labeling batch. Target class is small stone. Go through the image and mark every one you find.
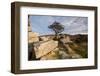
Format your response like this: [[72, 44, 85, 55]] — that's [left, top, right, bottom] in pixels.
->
[[71, 54, 82, 59]]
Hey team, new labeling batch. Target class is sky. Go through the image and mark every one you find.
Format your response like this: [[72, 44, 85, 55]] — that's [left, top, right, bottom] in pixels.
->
[[29, 15, 88, 35]]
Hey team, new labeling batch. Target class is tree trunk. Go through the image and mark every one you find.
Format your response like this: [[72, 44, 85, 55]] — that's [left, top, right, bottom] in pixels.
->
[[54, 33, 59, 40]]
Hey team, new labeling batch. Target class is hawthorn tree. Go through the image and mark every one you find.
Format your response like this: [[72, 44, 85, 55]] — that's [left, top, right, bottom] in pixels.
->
[[48, 21, 64, 40]]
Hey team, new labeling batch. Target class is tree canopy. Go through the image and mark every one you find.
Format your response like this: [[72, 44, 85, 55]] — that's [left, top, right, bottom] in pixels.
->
[[48, 21, 64, 34]]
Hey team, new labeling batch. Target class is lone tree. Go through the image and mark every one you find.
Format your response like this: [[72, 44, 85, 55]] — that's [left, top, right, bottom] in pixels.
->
[[48, 21, 64, 40]]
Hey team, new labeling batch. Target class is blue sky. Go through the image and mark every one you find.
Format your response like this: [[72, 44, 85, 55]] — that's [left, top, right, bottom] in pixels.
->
[[29, 15, 88, 35]]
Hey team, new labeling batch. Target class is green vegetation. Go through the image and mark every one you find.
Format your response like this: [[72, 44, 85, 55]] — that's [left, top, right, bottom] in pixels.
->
[[69, 42, 88, 58]]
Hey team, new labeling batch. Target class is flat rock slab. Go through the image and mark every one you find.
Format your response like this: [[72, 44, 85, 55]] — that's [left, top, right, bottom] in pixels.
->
[[33, 40, 58, 58]]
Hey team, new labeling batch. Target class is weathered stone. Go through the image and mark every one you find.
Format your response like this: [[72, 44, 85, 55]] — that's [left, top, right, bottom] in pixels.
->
[[40, 37, 49, 41], [60, 36, 72, 44], [28, 25, 32, 32], [40, 50, 59, 60], [59, 51, 70, 59], [71, 54, 82, 59], [28, 32, 39, 43], [33, 40, 58, 58], [29, 37, 39, 43], [29, 32, 39, 38]]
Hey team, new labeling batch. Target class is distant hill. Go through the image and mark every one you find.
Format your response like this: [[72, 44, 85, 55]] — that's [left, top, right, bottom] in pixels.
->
[[39, 34, 88, 42]]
